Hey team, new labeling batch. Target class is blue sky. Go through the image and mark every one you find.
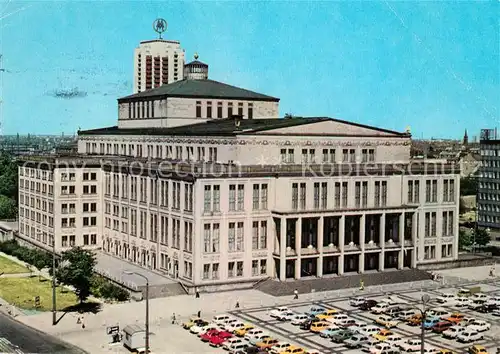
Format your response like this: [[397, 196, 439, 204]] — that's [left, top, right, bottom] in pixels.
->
[[0, 1, 498, 139]]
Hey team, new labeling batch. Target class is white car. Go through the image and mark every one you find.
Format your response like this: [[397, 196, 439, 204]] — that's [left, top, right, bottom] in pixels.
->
[[380, 296, 407, 306], [369, 342, 392, 354], [269, 342, 291, 354], [468, 300, 486, 311], [213, 314, 232, 325], [458, 317, 477, 327], [244, 328, 266, 340], [442, 325, 466, 339], [276, 310, 297, 321], [427, 308, 450, 319], [223, 338, 246, 350], [436, 293, 456, 304], [456, 329, 483, 343], [471, 293, 489, 301], [191, 322, 219, 334], [291, 314, 309, 325], [469, 320, 491, 332], [349, 322, 369, 333], [360, 325, 382, 336], [249, 333, 271, 345], [337, 318, 357, 327], [454, 297, 471, 307], [371, 303, 391, 314], [492, 308, 500, 316], [222, 318, 239, 330], [399, 339, 422, 352], [269, 306, 289, 318], [350, 297, 366, 307], [486, 295, 500, 305], [384, 334, 403, 347], [226, 321, 245, 332], [327, 314, 350, 324]]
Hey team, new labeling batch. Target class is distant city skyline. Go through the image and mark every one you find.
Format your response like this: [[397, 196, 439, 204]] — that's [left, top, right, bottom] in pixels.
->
[[0, 1, 498, 138]]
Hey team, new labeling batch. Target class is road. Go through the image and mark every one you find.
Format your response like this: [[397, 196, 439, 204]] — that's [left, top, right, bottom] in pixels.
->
[[0, 312, 86, 353]]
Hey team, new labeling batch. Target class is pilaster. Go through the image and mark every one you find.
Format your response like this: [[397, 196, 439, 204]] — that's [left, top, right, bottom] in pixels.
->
[[295, 217, 302, 279]]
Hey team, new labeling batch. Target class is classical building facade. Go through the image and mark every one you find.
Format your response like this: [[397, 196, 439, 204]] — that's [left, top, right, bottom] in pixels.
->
[[477, 128, 500, 234], [17, 58, 460, 289]]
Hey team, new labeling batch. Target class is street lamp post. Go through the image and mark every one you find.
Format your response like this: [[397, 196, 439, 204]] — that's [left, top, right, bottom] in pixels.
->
[[51, 234, 57, 325], [123, 271, 149, 353], [418, 294, 431, 354]]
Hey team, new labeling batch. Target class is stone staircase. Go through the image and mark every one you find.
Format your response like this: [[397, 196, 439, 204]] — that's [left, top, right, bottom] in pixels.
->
[[254, 269, 433, 297]]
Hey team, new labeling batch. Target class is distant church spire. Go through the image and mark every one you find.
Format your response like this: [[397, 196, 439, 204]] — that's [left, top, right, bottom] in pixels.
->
[[463, 129, 469, 145]]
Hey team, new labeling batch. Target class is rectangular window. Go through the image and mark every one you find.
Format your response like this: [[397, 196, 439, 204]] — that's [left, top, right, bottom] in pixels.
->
[[238, 102, 243, 116], [299, 183, 306, 209], [432, 180, 437, 202], [362, 181, 368, 207], [228, 222, 236, 251], [321, 182, 327, 209], [228, 102, 233, 117], [381, 181, 387, 206], [237, 184, 244, 211], [196, 101, 202, 118], [374, 181, 380, 207], [341, 182, 348, 207], [229, 185, 236, 211], [292, 183, 298, 210], [426, 180, 432, 203], [314, 182, 320, 209], [253, 184, 260, 210], [449, 180, 455, 202], [355, 182, 361, 207], [217, 102, 223, 118], [236, 222, 244, 251], [334, 182, 341, 207], [248, 103, 253, 119], [443, 180, 449, 202], [206, 101, 212, 118]]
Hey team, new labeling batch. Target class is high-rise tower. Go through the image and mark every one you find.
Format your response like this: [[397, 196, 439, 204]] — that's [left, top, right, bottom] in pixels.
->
[[133, 19, 185, 93]]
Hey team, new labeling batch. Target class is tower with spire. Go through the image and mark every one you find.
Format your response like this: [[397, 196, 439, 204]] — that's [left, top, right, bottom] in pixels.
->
[[463, 129, 469, 146]]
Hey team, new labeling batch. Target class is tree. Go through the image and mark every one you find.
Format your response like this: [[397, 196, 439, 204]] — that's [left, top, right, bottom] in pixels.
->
[[32, 253, 49, 281], [0, 195, 17, 219], [460, 177, 478, 196], [56, 247, 96, 303], [459, 229, 472, 250], [474, 229, 491, 247], [0, 152, 18, 200]]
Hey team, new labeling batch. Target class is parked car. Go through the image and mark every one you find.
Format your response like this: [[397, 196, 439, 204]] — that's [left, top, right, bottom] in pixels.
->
[[442, 325, 466, 339], [182, 317, 206, 329], [423, 317, 441, 330], [471, 293, 489, 301], [375, 315, 398, 328], [467, 345, 489, 354], [350, 297, 367, 307], [319, 326, 340, 338], [282, 346, 305, 354], [359, 325, 382, 336], [327, 314, 350, 325], [445, 313, 464, 325], [249, 334, 272, 346], [367, 342, 392, 354], [191, 322, 220, 335], [454, 297, 471, 307], [359, 299, 378, 311], [386, 307, 403, 318], [468, 300, 486, 311], [492, 308, 500, 316], [344, 334, 370, 349], [456, 329, 483, 343], [291, 314, 309, 325], [316, 309, 338, 320], [436, 293, 456, 304], [457, 317, 476, 327], [226, 321, 246, 332], [255, 338, 280, 351], [371, 303, 391, 314], [213, 314, 233, 325], [200, 329, 222, 342], [227, 342, 250, 353], [276, 311, 297, 321], [223, 338, 247, 350], [397, 310, 417, 321], [305, 306, 326, 317], [310, 321, 332, 333], [268, 342, 291, 354], [234, 324, 255, 337], [208, 331, 233, 347], [407, 314, 423, 326], [244, 329, 267, 340], [337, 318, 357, 328], [477, 303, 497, 313], [373, 329, 393, 341], [431, 321, 453, 333], [384, 334, 403, 347], [468, 320, 491, 332], [427, 308, 450, 319], [399, 339, 422, 352], [331, 329, 354, 343], [270, 307, 289, 318]]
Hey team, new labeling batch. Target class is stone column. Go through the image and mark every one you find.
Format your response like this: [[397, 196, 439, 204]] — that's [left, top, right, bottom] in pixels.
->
[[317, 217, 324, 277], [338, 215, 345, 275], [412, 212, 418, 267], [398, 212, 405, 269], [359, 215, 366, 273], [280, 218, 286, 281], [379, 213, 386, 271], [295, 217, 302, 279]]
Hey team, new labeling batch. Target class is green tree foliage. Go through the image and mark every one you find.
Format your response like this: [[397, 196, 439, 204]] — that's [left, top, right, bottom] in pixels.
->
[[0, 240, 52, 268], [460, 177, 478, 196], [458, 229, 472, 250], [56, 247, 96, 303], [474, 229, 491, 247], [90, 275, 129, 301], [0, 195, 17, 219], [0, 152, 18, 201]]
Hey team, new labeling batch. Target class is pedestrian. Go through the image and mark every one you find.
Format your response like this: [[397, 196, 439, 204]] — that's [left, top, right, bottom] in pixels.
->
[[171, 313, 176, 324], [195, 287, 200, 298], [359, 279, 364, 291], [293, 289, 298, 300], [76, 317, 81, 324], [235, 301, 240, 309], [490, 266, 495, 277], [197, 310, 201, 318]]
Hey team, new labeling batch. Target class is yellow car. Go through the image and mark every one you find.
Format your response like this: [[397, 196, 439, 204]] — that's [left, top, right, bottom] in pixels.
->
[[310, 321, 331, 333], [234, 324, 255, 337], [256, 338, 279, 350], [283, 346, 306, 354], [438, 350, 455, 354], [373, 329, 393, 341], [468, 345, 488, 354], [182, 317, 204, 329], [315, 309, 337, 320]]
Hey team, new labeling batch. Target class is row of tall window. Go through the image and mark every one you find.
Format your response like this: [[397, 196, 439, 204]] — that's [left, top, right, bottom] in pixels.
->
[[19, 179, 53, 196], [280, 148, 375, 164], [408, 179, 455, 204], [19, 168, 53, 181], [202, 259, 266, 280], [202, 220, 268, 253], [424, 211, 455, 237], [128, 100, 155, 119], [196, 101, 253, 119], [203, 183, 268, 213], [292, 180, 387, 210]]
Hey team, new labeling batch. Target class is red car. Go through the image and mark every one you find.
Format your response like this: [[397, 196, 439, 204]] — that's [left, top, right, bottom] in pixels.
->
[[208, 331, 233, 347], [200, 329, 220, 342]]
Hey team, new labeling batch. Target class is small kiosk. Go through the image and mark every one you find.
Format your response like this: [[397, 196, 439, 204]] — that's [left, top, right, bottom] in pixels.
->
[[122, 324, 146, 351]]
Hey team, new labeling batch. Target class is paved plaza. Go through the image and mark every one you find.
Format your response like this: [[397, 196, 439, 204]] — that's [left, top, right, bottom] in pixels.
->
[[8, 265, 500, 353]]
